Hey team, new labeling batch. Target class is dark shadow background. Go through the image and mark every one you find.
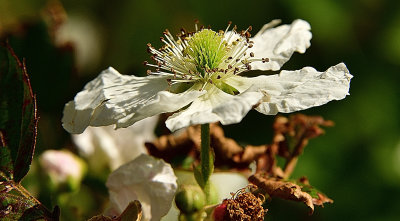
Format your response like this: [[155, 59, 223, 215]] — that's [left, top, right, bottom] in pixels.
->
[[1, 0, 399, 220]]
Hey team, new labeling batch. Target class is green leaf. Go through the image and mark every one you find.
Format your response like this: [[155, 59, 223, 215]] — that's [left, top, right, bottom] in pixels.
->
[[0, 42, 57, 220], [0, 180, 58, 220], [193, 164, 204, 188], [0, 41, 38, 183]]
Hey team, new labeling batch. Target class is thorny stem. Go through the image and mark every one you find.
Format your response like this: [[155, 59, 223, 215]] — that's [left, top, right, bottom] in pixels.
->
[[200, 123, 214, 203]]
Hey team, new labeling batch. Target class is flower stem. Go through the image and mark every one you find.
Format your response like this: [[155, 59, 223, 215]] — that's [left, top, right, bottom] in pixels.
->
[[200, 123, 214, 203]]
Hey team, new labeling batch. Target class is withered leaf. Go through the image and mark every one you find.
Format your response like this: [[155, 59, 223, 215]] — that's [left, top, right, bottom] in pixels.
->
[[146, 124, 267, 171], [88, 200, 142, 221], [257, 114, 334, 178], [248, 173, 333, 214]]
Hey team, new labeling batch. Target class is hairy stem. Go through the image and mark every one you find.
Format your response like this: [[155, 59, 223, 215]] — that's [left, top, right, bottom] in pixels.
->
[[200, 123, 214, 203]]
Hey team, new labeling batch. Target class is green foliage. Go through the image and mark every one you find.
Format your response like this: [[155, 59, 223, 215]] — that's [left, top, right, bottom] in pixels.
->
[[0, 42, 37, 183], [0, 43, 57, 220]]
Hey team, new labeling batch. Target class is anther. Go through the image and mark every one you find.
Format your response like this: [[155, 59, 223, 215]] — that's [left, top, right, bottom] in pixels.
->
[[234, 67, 239, 74], [146, 70, 151, 75], [262, 58, 270, 63], [250, 52, 254, 57], [143, 61, 148, 66]]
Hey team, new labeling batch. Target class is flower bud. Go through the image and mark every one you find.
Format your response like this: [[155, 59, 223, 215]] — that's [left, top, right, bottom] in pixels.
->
[[39, 150, 86, 192], [175, 185, 206, 214]]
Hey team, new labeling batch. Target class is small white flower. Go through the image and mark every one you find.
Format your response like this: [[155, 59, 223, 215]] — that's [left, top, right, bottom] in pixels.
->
[[106, 154, 177, 221], [72, 116, 158, 173], [62, 19, 352, 133]]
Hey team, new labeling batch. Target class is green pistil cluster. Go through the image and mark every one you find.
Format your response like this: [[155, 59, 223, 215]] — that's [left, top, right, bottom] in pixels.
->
[[146, 23, 260, 96], [184, 29, 227, 74]]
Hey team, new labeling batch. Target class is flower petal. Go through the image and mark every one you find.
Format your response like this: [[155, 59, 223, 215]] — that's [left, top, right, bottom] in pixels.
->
[[106, 154, 177, 221], [72, 116, 158, 172], [250, 63, 353, 114], [62, 67, 202, 133], [166, 84, 263, 131], [116, 88, 205, 129], [223, 75, 254, 93], [249, 19, 312, 71]]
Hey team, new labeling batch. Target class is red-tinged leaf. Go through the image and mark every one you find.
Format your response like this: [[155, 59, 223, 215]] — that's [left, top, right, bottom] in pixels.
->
[[0, 180, 58, 220], [0, 42, 57, 220], [0, 41, 38, 183]]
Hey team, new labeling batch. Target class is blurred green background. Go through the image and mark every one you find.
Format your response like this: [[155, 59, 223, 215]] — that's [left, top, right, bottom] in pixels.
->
[[1, 0, 399, 220]]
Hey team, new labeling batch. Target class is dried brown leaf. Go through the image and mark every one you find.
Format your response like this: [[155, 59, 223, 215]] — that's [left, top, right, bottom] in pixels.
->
[[257, 114, 334, 178], [88, 201, 142, 221], [249, 173, 333, 214], [146, 124, 267, 170]]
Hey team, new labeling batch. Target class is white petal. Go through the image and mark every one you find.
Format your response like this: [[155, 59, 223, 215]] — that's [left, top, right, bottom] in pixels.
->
[[223, 75, 254, 93], [116, 88, 204, 128], [166, 84, 263, 131], [106, 154, 177, 221], [249, 19, 312, 71], [62, 67, 201, 133], [72, 116, 158, 171], [250, 63, 353, 114]]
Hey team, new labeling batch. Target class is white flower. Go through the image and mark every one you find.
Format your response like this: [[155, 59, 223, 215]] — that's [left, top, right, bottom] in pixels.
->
[[106, 154, 177, 221], [62, 19, 352, 133], [72, 116, 158, 173]]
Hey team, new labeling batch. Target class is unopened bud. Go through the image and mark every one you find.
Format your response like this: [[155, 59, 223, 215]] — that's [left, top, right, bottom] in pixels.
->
[[175, 185, 206, 214]]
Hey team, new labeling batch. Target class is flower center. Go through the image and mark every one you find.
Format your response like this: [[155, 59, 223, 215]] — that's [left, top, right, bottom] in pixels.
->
[[145, 22, 269, 95], [183, 29, 227, 75]]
